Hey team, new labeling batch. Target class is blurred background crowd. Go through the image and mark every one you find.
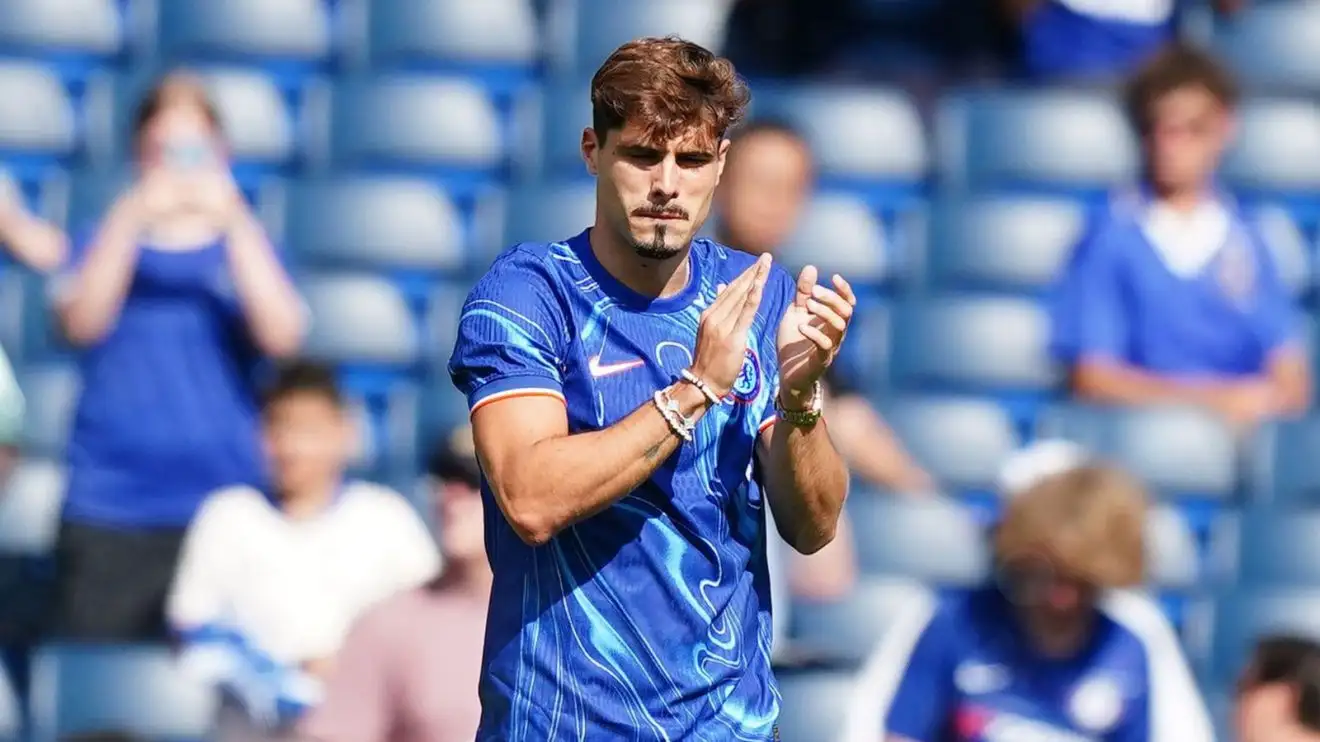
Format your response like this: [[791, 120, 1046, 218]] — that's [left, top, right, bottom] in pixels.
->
[[0, 0, 1318, 740]]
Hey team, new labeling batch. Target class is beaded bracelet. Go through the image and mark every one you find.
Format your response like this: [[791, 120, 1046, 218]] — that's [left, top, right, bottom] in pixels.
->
[[680, 369, 722, 406], [653, 388, 696, 442]]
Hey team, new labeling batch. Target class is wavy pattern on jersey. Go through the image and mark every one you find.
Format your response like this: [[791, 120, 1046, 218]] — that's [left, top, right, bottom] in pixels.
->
[[462, 238, 783, 741]]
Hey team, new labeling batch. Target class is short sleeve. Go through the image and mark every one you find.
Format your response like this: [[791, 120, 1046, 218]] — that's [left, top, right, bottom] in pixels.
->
[[1048, 215, 1129, 365], [447, 248, 567, 413], [1247, 226, 1302, 357], [839, 592, 953, 742]]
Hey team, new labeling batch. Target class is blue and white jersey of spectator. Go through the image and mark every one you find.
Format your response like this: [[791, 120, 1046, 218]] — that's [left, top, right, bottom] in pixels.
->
[[1020, 0, 1176, 80]]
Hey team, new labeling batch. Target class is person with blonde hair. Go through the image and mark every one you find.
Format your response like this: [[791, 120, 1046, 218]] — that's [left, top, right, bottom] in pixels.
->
[[840, 450, 1213, 742]]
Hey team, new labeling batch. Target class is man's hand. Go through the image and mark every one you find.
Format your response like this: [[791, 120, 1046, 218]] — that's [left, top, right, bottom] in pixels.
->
[[777, 265, 856, 408], [689, 253, 771, 397], [1209, 380, 1279, 430]]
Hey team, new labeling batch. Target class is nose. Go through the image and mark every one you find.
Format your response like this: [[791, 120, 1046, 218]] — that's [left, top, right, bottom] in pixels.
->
[[650, 154, 680, 201]]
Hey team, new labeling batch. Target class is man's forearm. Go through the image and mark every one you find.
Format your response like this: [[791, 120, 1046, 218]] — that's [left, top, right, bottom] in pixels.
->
[[764, 418, 849, 555], [1072, 359, 1237, 408], [492, 382, 711, 545]]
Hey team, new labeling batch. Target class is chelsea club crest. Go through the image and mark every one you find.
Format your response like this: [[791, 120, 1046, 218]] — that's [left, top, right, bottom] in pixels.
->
[[728, 348, 762, 403]]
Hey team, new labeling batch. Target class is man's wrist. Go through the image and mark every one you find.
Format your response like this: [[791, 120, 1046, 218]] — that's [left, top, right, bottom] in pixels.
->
[[669, 380, 713, 418], [777, 384, 817, 413]]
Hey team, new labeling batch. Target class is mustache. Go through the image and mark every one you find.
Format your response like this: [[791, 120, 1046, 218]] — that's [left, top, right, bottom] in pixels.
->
[[633, 206, 689, 219]]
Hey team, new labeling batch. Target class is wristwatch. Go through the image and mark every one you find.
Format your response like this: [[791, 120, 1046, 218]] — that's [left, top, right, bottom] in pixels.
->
[[775, 381, 823, 428]]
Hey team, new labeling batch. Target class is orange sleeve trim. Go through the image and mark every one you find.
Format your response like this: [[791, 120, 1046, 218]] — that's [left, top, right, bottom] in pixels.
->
[[758, 416, 777, 434], [470, 388, 567, 416]]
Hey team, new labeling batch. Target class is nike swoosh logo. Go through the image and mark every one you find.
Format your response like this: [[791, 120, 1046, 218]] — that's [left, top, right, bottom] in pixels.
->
[[588, 355, 645, 378]]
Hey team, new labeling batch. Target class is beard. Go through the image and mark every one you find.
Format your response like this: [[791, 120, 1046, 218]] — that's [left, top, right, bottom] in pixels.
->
[[628, 224, 686, 260]]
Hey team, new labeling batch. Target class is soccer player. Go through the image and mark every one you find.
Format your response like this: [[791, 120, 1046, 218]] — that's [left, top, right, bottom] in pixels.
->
[[448, 37, 854, 740]]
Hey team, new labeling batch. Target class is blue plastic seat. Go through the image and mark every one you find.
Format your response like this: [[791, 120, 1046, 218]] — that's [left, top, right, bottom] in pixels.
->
[[29, 644, 215, 742], [1225, 509, 1320, 587], [486, 181, 595, 264], [368, 0, 538, 71], [891, 295, 1057, 392], [532, 79, 591, 178], [19, 363, 79, 458], [564, 0, 729, 74], [425, 282, 469, 367], [790, 577, 933, 664], [0, 662, 15, 742], [1208, 588, 1320, 686], [1038, 404, 1238, 500], [939, 90, 1137, 193], [1222, 99, 1320, 193], [331, 75, 503, 186], [0, 62, 77, 159], [0, 270, 24, 363], [1256, 416, 1320, 506], [847, 495, 990, 584], [925, 195, 1086, 292], [302, 273, 419, 365], [0, 458, 64, 556], [198, 69, 297, 167], [157, 0, 332, 66], [753, 86, 926, 187], [283, 177, 465, 272], [1147, 505, 1200, 591], [64, 169, 129, 233], [1215, 2, 1320, 91], [775, 670, 856, 742], [778, 194, 890, 284], [0, 0, 122, 59], [881, 395, 1019, 493], [418, 374, 470, 457]]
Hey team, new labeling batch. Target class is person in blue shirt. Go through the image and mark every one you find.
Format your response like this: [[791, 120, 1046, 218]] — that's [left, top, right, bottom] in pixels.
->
[[50, 72, 306, 640], [1050, 44, 1311, 430], [448, 36, 855, 741], [844, 463, 1213, 742]]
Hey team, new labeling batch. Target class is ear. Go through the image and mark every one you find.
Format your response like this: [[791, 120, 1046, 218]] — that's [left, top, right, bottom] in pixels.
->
[[715, 138, 731, 181], [582, 128, 601, 176]]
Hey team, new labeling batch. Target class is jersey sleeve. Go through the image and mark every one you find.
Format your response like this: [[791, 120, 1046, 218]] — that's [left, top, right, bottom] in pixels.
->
[[448, 248, 568, 414], [839, 592, 952, 742], [1247, 224, 1303, 357], [1048, 214, 1129, 365]]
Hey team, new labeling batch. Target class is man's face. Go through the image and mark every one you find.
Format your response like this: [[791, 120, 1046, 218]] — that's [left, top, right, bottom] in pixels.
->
[[716, 130, 813, 256], [1143, 85, 1233, 194], [139, 102, 221, 171], [583, 120, 729, 260], [1001, 557, 1099, 654], [436, 477, 485, 563], [263, 392, 351, 496]]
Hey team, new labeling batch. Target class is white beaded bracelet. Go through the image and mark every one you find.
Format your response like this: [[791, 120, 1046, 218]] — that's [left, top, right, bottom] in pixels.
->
[[680, 369, 722, 406], [653, 388, 695, 442]]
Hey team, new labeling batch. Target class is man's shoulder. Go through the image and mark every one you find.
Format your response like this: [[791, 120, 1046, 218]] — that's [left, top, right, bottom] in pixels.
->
[[194, 485, 272, 524], [338, 480, 419, 519]]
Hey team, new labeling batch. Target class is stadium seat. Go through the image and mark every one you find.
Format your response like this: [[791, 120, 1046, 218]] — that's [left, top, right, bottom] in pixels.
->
[[486, 181, 595, 263], [302, 273, 420, 365], [283, 177, 465, 272], [368, 0, 539, 70], [775, 669, 856, 742], [1226, 508, 1320, 587], [424, 282, 469, 367], [881, 395, 1019, 493], [418, 374, 470, 456], [1038, 404, 1239, 500], [791, 577, 933, 663], [830, 298, 891, 397], [0, 270, 23, 363], [156, 0, 332, 66], [938, 90, 1137, 192], [531, 78, 591, 178], [0, 62, 77, 159], [64, 169, 129, 233], [1215, 1, 1320, 92], [1256, 416, 1320, 506], [777, 194, 890, 284], [1208, 587, 1320, 686], [753, 86, 927, 187], [1147, 504, 1200, 591], [846, 495, 990, 584], [0, 663, 15, 742], [331, 75, 503, 183], [924, 195, 1086, 292], [1222, 99, 1320, 193], [0, 458, 65, 556], [198, 70, 298, 167], [0, 0, 121, 59], [28, 644, 215, 742], [564, 0, 729, 74], [19, 364, 79, 458], [891, 294, 1058, 392]]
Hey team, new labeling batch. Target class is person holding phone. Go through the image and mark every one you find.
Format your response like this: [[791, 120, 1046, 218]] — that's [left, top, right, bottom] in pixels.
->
[[50, 72, 306, 641]]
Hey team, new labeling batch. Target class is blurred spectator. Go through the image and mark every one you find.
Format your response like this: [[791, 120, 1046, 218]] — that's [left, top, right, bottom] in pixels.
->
[[1236, 636, 1320, 742], [0, 342, 19, 487], [840, 460, 1212, 742], [167, 361, 439, 739], [1050, 45, 1310, 430], [300, 424, 491, 742], [49, 72, 306, 641], [1004, 0, 1245, 81], [59, 734, 149, 742], [0, 174, 68, 273]]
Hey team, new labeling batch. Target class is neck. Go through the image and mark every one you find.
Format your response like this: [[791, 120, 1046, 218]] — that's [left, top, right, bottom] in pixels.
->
[[1151, 180, 1213, 214], [1023, 613, 1093, 659], [278, 478, 340, 519], [589, 224, 690, 299]]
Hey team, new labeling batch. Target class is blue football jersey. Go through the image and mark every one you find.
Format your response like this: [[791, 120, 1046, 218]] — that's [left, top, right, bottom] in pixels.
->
[[448, 229, 796, 741], [858, 587, 1212, 742]]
